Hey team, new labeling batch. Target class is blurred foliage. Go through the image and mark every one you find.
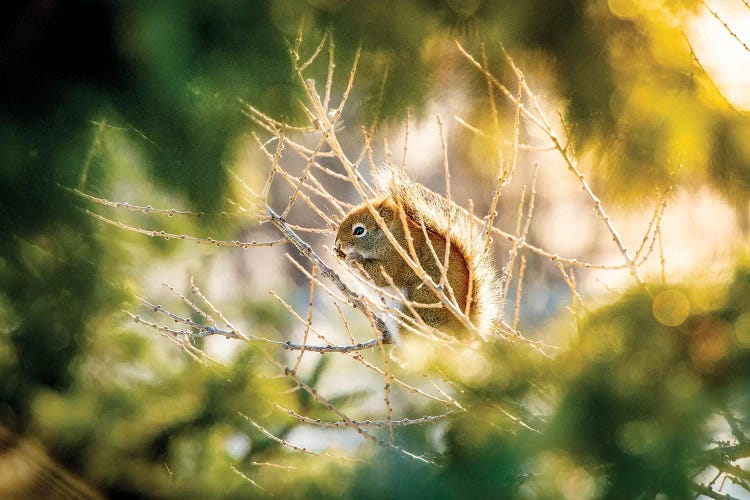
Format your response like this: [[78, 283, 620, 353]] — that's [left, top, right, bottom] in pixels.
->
[[2, 0, 750, 498], [345, 268, 750, 499]]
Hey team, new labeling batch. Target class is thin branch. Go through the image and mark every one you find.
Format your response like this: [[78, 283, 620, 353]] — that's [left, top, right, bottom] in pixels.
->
[[281, 129, 329, 218], [250, 134, 337, 227], [513, 256, 526, 331], [249, 462, 297, 470], [190, 277, 239, 332], [79, 121, 107, 189], [634, 189, 671, 263], [498, 164, 538, 318], [230, 466, 265, 491], [437, 114, 454, 291], [241, 413, 361, 462], [330, 45, 361, 124], [291, 263, 317, 374], [402, 109, 411, 168], [722, 409, 748, 445], [481, 42, 503, 177], [276, 404, 458, 428], [694, 483, 741, 500], [268, 357, 435, 464], [161, 282, 216, 327], [85, 209, 284, 249], [369, 307, 395, 445], [456, 41, 642, 283], [454, 116, 554, 151], [323, 33, 335, 111], [335, 302, 357, 344], [700, 0, 750, 53], [297, 31, 328, 73], [556, 262, 591, 315], [70, 188, 239, 217], [261, 123, 286, 199], [266, 206, 392, 342]]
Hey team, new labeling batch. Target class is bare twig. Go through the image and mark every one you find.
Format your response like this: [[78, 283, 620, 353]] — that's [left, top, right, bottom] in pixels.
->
[[291, 263, 317, 374], [86, 209, 284, 248], [456, 41, 642, 283], [694, 483, 741, 500], [276, 404, 458, 428], [700, 0, 750, 53], [513, 256, 526, 331], [241, 413, 361, 462], [266, 207, 391, 342], [230, 466, 265, 491]]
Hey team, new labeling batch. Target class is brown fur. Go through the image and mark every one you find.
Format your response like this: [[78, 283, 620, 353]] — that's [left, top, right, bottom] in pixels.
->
[[334, 167, 500, 340]]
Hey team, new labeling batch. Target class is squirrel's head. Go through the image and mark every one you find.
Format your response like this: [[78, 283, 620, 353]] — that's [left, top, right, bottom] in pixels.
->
[[334, 197, 396, 263]]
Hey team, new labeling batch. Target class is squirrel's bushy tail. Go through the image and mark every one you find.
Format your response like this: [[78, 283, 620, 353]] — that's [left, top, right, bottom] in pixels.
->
[[373, 165, 502, 340]]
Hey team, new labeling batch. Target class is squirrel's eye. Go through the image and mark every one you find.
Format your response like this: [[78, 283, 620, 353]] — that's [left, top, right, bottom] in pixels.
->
[[352, 223, 367, 237]]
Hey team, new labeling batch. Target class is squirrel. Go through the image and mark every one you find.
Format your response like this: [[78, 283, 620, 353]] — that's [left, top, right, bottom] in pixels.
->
[[334, 166, 501, 341]]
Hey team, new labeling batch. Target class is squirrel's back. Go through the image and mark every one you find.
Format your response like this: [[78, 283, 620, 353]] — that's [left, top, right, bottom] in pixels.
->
[[374, 165, 501, 340]]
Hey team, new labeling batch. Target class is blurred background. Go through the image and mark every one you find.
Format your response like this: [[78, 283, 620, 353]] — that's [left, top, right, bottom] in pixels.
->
[[1, 0, 750, 498]]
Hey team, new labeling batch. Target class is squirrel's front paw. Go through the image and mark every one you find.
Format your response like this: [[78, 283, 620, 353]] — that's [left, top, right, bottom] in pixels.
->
[[333, 244, 363, 264], [345, 252, 365, 265]]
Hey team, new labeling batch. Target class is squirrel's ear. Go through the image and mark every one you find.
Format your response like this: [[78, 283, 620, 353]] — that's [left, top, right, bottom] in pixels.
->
[[377, 201, 395, 222]]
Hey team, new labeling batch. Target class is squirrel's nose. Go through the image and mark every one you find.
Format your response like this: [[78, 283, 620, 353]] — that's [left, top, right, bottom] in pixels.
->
[[333, 240, 346, 259]]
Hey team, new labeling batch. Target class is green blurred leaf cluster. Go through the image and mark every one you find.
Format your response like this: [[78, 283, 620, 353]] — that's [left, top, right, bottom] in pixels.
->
[[345, 268, 750, 499]]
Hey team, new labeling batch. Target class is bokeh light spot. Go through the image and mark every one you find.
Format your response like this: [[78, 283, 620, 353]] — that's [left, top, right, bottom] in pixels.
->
[[536, 451, 597, 500], [449, 348, 492, 385], [689, 319, 730, 371], [652, 290, 690, 326], [559, 467, 596, 500], [616, 420, 657, 455], [734, 312, 750, 347]]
